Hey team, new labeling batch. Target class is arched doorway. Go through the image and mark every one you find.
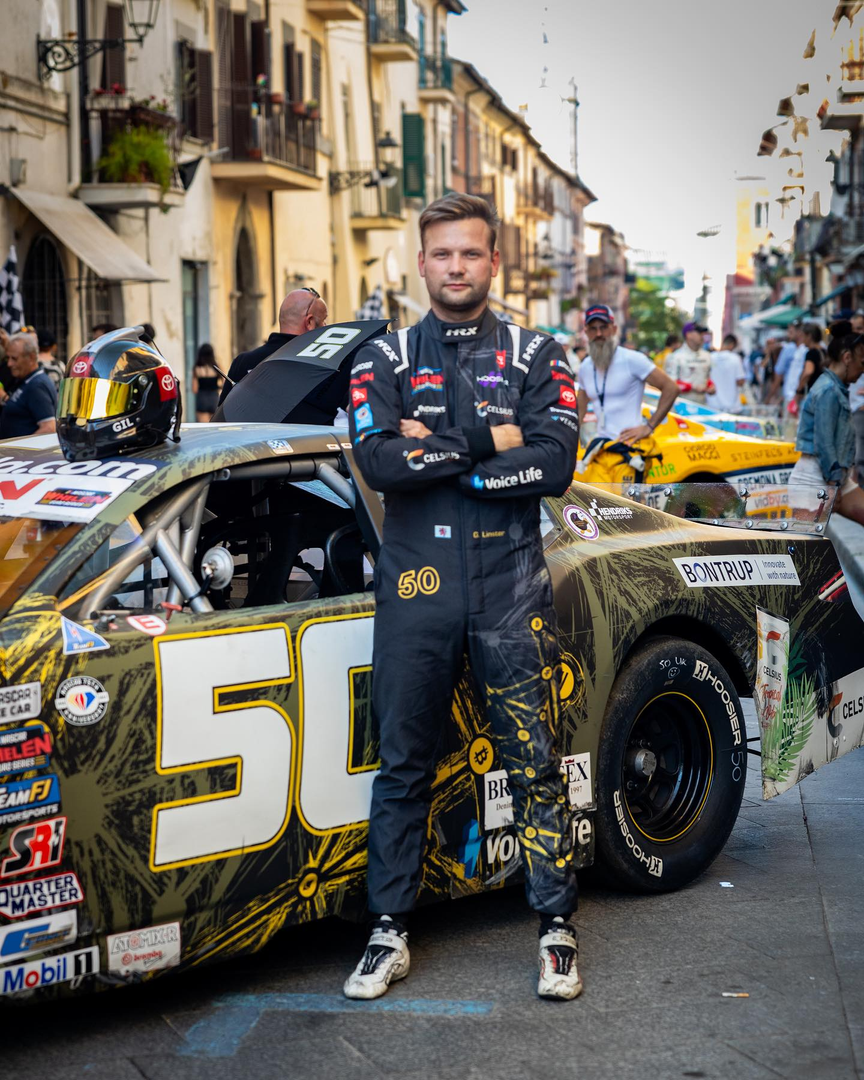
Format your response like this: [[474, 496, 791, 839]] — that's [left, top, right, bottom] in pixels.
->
[[233, 226, 260, 354], [22, 236, 68, 361]]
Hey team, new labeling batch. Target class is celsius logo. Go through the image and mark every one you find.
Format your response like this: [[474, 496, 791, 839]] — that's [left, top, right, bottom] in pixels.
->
[[562, 504, 599, 540], [445, 326, 478, 337], [405, 449, 426, 471], [475, 401, 514, 419]]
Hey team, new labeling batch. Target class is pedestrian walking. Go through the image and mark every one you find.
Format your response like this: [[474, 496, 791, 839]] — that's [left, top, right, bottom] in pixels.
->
[[795, 323, 825, 401], [666, 322, 712, 401], [707, 334, 746, 413], [36, 329, 65, 391], [344, 193, 584, 1002], [576, 304, 678, 483], [191, 344, 223, 421], [789, 321, 864, 525], [218, 287, 328, 405], [0, 331, 57, 438]]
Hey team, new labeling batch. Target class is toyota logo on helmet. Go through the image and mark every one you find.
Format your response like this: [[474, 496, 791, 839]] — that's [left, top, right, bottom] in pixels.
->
[[57, 326, 182, 462]]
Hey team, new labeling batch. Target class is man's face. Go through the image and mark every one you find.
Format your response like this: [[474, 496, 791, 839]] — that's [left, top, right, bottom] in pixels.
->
[[6, 342, 36, 379], [852, 315, 864, 334], [584, 319, 615, 342], [685, 329, 703, 351], [789, 326, 802, 345], [419, 218, 499, 313]]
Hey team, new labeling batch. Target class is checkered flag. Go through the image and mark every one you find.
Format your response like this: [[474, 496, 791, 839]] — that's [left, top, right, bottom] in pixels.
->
[[356, 285, 384, 321], [0, 245, 24, 334]]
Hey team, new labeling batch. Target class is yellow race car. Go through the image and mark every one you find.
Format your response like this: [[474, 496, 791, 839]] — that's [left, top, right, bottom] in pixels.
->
[[579, 404, 799, 490]]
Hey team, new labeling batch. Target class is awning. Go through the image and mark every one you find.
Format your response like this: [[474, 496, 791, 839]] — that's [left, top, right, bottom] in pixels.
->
[[388, 291, 426, 317], [740, 299, 800, 326], [8, 187, 164, 282], [488, 291, 529, 317], [814, 283, 849, 307], [843, 243, 864, 269], [759, 305, 809, 328]]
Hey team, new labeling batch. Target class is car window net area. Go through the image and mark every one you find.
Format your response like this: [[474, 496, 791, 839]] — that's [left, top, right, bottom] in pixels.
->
[[201, 474, 372, 609], [588, 482, 838, 535], [59, 516, 171, 611], [0, 518, 81, 614]]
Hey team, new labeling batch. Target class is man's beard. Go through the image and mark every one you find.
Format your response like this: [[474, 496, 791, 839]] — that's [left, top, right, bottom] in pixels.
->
[[588, 333, 619, 371], [426, 278, 489, 314]]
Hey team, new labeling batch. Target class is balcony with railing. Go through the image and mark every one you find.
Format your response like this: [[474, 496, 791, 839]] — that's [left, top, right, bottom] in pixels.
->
[[350, 164, 405, 229], [368, 0, 418, 61], [211, 88, 320, 190], [466, 175, 496, 210], [517, 181, 554, 220], [307, 0, 366, 20], [418, 55, 455, 104]]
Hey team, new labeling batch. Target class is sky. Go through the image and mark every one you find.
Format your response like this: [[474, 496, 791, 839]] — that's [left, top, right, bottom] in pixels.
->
[[448, 0, 828, 333]]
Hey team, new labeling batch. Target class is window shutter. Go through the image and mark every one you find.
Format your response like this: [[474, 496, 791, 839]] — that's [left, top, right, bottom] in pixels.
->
[[311, 40, 322, 105], [296, 52, 305, 102], [102, 4, 126, 89], [284, 43, 296, 99], [232, 12, 250, 84], [402, 112, 425, 200], [194, 50, 214, 141]]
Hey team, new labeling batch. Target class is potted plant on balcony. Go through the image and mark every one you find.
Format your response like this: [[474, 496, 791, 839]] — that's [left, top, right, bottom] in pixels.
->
[[306, 99, 320, 121], [87, 85, 130, 112], [96, 124, 175, 206], [291, 100, 308, 117]]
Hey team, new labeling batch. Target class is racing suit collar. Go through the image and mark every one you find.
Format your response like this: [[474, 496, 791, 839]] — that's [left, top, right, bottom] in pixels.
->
[[423, 307, 499, 342]]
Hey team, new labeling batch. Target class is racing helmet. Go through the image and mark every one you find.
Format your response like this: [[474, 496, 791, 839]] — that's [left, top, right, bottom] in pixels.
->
[[57, 327, 181, 461]]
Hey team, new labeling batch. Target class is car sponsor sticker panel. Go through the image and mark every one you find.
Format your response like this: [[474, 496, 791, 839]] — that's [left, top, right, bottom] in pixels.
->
[[0, 682, 42, 724], [106, 922, 181, 976], [673, 553, 800, 588], [0, 455, 158, 523], [0, 910, 77, 962], [0, 723, 52, 777], [0, 945, 98, 995], [0, 775, 61, 826], [0, 872, 84, 919]]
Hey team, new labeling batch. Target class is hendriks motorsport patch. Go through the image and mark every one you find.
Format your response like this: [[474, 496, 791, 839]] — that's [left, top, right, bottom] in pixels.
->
[[55, 677, 110, 727]]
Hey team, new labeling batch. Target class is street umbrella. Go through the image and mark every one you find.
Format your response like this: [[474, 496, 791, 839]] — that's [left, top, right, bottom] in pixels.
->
[[212, 319, 391, 423]]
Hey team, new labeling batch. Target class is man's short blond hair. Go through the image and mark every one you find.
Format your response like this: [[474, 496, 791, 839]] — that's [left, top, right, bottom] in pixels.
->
[[419, 193, 501, 253]]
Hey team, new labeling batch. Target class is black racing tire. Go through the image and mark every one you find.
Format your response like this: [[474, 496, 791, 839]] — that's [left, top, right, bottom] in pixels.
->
[[594, 635, 746, 893]]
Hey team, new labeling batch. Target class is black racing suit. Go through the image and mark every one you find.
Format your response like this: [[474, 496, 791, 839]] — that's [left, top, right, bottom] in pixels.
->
[[349, 308, 580, 918]]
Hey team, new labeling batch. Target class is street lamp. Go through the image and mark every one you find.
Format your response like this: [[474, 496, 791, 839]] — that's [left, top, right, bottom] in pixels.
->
[[329, 131, 401, 194], [37, 0, 162, 79]]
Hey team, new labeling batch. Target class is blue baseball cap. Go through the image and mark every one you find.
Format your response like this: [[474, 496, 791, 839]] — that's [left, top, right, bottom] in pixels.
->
[[584, 304, 614, 325]]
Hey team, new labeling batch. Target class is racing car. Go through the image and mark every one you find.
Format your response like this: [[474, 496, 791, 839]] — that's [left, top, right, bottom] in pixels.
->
[[644, 388, 784, 441], [0, 421, 859, 1001]]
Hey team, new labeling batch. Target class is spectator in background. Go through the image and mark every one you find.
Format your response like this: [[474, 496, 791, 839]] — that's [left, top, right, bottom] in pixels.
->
[[796, 323, 825, 400], [851, 310, 864, 335], [766, 326, 801, 404], [707, 333, 746, 413], [0, 332, 57, 438], [781, 320, 809, 412], [653, 333, 681, 371], [790, 321, 864, 525], [192, 344, 224, 421], [36, 329, 65, 390], [666, 322, 712, 401]]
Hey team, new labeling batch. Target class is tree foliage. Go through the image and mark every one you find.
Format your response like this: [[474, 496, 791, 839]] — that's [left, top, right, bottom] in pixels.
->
[[628, 278, 687, 355]]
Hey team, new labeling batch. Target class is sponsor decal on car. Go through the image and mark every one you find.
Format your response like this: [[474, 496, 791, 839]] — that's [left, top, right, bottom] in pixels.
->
[[266, 440, 293, 455], [107, 921, 182, 976], [126, 614, 167, 637], [483, 769, 514, 831], [1, 816, 66, 878], [60, 616, 109, 656], [0, 910, 77, 962], [0, 723, 51, 778], [613, 790, 663, 877], [0, 455, 157, 523], [562, 504, 600, 540], [692, 661, 742, 746], [588, 498, 633, 521], [0, 872, 84, 919], [55, 676, 109, 727], [560, 753, 592, 810], [673, 554, 800, 588], [485, 830, 521, 869], [0, 775, 60, 826], [0, 945, 98, 995]]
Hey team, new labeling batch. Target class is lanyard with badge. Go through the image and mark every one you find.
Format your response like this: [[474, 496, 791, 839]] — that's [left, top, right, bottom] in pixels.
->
[[592, 364, 608, 431]]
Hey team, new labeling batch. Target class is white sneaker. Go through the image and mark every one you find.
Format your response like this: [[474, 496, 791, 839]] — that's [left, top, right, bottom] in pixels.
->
[[537, 919, 582, 1000], [343, 918, 410, 1000]]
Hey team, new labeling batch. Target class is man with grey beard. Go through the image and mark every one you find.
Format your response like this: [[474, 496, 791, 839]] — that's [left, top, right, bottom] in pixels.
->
[[576, 304, 678, 482]]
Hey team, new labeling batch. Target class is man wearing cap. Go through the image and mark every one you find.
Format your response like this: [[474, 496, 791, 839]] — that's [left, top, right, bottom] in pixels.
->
[[666, 322, 712, 402], [577, 304, 678, 482]]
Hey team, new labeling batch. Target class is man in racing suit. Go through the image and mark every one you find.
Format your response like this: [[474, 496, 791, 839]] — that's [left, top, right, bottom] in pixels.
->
[[345, 194, 582, 1002], [666, 322, 712, 402]]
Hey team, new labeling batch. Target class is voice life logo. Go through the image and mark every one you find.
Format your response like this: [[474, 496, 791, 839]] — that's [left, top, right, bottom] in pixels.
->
[[0, 945, 98, 995], [485, 830, 521, 870]]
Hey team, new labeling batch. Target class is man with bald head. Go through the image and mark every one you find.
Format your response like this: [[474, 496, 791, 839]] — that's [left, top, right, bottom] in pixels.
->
[[218, 287, 327, 406]]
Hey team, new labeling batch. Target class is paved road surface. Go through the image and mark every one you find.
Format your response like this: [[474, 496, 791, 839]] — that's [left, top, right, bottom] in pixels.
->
[[7, 701, 864, 1080]]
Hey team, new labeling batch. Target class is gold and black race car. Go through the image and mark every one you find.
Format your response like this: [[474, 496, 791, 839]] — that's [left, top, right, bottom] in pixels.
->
[[0, 418, 859, 1000]]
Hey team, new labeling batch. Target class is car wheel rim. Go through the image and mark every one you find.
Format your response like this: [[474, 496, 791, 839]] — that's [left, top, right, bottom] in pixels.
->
[[622, 691, 714, 843]]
